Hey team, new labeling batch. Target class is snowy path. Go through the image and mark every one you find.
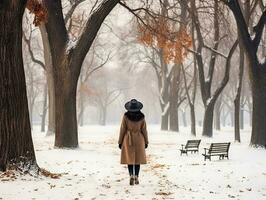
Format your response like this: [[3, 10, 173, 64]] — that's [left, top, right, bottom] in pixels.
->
[[0, 125, 266, 200]]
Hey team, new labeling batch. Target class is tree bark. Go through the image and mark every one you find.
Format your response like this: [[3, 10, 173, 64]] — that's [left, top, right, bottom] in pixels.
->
[[41, 83, 48, 132], [190, 103, 196, 136], [169, 67, 179, 132], [0, 1, 37, 171], [214, 97, 222, 130], [54, 70, 79, 148], [202, 103, 215, 137], [251, 75, 266, 147]]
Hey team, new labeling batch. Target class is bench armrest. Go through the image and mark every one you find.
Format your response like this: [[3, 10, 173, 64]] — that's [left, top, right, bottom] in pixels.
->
[[181, 144, 185, 150], [203, 148, 209, 154]]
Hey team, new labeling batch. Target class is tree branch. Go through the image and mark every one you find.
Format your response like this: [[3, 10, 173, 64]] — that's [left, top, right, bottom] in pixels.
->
[[23, 30, 45, 70], [253, 9, 266, 52], [72, 0, 119, 76], [64, 0, 86, 24]]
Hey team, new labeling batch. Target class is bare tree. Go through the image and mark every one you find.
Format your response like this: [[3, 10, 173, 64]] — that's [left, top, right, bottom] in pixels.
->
[[224, 0, 266, 146], [42, 0, 119, 148], [189, 0, 238, 137]]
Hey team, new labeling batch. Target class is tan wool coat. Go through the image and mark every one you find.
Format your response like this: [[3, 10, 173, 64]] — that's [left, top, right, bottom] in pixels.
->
[[118, 115, 149, 164]]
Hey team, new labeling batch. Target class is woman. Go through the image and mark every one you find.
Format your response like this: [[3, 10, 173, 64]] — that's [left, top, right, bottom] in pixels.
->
[[118, 99, 149, 185]]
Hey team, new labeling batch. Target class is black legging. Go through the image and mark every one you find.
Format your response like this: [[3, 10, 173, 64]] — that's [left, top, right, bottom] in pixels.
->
[[128, 165, 140, 176]]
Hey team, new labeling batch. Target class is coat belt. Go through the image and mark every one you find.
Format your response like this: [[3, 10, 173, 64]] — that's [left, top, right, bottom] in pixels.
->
[[127, 130, 139, 146]]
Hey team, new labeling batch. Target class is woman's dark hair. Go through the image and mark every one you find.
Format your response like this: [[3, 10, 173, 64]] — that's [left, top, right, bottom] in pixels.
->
[[125, 111, 144, 122]]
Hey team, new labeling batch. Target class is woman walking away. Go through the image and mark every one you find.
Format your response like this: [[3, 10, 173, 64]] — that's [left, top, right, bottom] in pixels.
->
[[118, 99, 149, 185]]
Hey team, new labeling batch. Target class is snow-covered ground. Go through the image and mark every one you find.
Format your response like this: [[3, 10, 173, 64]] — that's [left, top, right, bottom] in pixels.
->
[[1, 125, 266, 200]]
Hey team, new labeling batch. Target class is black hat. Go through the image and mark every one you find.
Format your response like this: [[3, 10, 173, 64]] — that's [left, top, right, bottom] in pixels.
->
[[125, 99, 143, 112]]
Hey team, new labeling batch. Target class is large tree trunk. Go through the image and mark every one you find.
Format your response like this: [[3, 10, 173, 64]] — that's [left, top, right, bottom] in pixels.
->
[[202, 103, 215, 137], [54, 67, 79, 148], [41, 84, 48, 132], [251, 74, 266, 147], [0, 1, 37, 171]]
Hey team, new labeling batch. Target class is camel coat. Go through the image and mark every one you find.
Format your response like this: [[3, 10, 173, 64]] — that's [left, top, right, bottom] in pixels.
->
[[118, 115, 149, 164]]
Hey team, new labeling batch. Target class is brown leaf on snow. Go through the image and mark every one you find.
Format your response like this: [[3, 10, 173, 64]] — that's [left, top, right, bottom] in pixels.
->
[[151, 164, 166, 169], [155, 192, 172, 196], [40, 168, 63, 179], [0, 170, 18, 181]]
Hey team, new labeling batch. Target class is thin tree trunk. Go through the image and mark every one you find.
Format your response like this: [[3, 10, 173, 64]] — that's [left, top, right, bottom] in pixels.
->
[[234, 99, 241, 142], [46, 72, 55, 136], [39, 24, 55, 136], [0, 1, 37, 171], [214, 97, 222, 130], [222, 110, 226, 127], [240, 104, 244, 129], [161, 110, 169, 130], [182, 110, 187, 127], [100, 106, 107, 126], [234, 46, 244, 142], [230, 111, 234, 127], [190, 103, 196, 136], [79, 93, 84, 126], [41, 84, 48, 132]]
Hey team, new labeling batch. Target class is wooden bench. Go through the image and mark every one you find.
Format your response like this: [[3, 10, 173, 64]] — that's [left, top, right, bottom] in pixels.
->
[[180, 140, 201, 155], [202, 142, 230, 161]]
